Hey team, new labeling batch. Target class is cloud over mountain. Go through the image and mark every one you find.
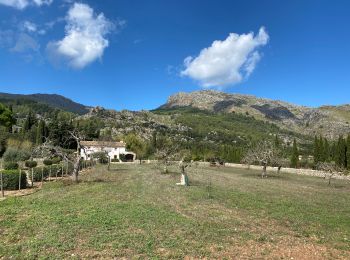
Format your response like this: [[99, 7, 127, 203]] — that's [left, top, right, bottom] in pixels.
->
[[47, 3, 115, 69], [181, 27, 269, 88]]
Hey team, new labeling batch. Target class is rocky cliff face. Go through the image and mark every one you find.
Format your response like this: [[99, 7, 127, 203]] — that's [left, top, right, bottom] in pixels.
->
[[160, 90, 350, 139]]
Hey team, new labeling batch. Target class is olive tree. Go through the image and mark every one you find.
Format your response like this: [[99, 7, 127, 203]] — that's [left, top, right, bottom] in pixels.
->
[[33, 130, 86, 183], [241, 140, 283, 178], [154, 136, 179, 174], [176, 151, 192, 186], [317, 162, 345, 185]]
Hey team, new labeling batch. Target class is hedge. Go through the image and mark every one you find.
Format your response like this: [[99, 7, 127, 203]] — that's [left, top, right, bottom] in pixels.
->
[[4, 162, 19, 170], [43, 159, 53, 166], [51, 157, 62, 164], [32, 167, 50, 182], [0, 170, 27, 190], [32, 164, 65, 181], [25, 160, 38, 168]]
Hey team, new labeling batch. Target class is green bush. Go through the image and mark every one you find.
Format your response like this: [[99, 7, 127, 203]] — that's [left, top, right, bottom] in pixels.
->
[[1, 170, 27, 190], [43, 159, 53, 166], [32, 166, 49, 181], [111, 158, 119, 162], [51, 164, 63, 176], [3, 148, 30, 162], [4, 161, 19, 170], [119, 154, 126, 162], [92, 152, 109, 164], [25, 160, 37, 168], [51, 157, 62, 164]]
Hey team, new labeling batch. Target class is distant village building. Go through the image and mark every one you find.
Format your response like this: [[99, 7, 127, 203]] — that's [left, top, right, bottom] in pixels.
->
[[80, 141, 136, 162]]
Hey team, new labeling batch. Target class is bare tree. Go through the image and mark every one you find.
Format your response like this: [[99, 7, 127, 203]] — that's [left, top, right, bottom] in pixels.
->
[[33, 130, 86, 183], [241, 141, 282, 178], [317, 162, 344, 186], [154, 136, 179, 174], [176, 151, 192, 186]]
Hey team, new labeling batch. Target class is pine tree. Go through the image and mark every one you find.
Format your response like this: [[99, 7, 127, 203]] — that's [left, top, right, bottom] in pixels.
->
[[290, 138, 299, 168]]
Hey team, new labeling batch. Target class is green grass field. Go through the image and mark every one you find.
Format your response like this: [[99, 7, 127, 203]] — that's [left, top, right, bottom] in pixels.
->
[[0, 164, 350, 259]]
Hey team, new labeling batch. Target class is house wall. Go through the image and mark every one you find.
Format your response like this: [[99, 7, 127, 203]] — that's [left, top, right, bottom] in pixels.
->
[[81, 146, 131, 161]]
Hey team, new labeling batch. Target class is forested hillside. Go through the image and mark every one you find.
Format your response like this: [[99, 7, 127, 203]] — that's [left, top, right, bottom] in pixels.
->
[[0, 91, 349, 166], [0, 93, 89, 115]]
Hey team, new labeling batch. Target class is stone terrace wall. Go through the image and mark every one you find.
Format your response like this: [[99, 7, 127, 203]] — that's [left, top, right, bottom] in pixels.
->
[[224, 163, 350, 181]]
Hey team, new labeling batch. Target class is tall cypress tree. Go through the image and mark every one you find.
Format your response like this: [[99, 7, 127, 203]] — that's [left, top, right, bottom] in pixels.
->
[[347, 135, 350, 170], [324, 138, 330, 162], [319, 136, 325, 162], [291, 138, 299, 168], [313, 136, 319, 164], [335, 136, 346, 168], [36, 120, 47, 145]]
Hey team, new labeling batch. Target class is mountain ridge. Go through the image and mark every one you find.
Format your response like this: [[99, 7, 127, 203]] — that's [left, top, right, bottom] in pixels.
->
[[159, 90, 350, 139], [0, 92, 90, 115]]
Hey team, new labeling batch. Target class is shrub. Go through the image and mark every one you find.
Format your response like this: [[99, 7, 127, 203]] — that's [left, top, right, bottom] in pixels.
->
[[1, 170, 27, 190], [4, 161, 19, 170], [3, 148, 30, 162], [51, 164, 63, 176], [92, 152, 109, 164], [43, 159, 53, 166], [111, 158, 119, 163], [119, 154, 126, 162], [32, 167, 49, 182], [51, 157, 62, 165], [25, 160, 37, 168]]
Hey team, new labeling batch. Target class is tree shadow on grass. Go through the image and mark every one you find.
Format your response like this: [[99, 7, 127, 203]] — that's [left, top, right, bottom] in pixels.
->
[[234, 170, 292, 180]]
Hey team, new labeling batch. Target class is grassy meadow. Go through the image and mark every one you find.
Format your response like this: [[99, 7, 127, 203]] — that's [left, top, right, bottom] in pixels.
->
[[0, 164, 350, 259]]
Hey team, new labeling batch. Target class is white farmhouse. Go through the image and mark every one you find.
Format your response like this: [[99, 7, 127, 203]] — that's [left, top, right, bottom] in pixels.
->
[[80, 141, 136, 162]]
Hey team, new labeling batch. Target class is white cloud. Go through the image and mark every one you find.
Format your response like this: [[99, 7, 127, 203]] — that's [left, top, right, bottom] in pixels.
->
[[23, 21, 37, 33], [181, 27, 269, 88], [0, 0, 52, 9], [47, 3, 114, 69]]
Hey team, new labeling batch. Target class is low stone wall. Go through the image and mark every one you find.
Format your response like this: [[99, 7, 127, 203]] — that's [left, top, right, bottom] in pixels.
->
[[134, 160, 350, 181], [224, 163, 350, 181]]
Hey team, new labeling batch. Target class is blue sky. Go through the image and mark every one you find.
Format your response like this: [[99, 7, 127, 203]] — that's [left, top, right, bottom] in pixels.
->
[[0, 0, 350, 110]]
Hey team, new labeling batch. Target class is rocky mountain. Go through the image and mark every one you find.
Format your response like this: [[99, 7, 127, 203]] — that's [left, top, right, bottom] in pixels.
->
[[0, 93, 90, 115], [160, 90, 350, 139]]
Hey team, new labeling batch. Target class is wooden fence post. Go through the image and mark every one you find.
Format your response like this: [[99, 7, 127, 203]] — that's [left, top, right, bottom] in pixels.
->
[[18, 169, 21, 191], [0, 160, 3, 197], [31, 168, 34, 188]]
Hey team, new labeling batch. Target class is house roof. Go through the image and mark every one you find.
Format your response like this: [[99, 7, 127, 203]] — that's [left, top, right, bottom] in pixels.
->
[[80, 141, 126, 148]]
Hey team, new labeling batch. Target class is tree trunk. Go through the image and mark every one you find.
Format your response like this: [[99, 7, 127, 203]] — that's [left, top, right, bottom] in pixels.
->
[[328, 173, 334, 186], [277, 166, 282, 174], [31, 168, 34, 187], [72, 158, 81, 183], [18, 169, 21, 190], [262, 164, 267, 178], [1, 171, 4, 198]]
